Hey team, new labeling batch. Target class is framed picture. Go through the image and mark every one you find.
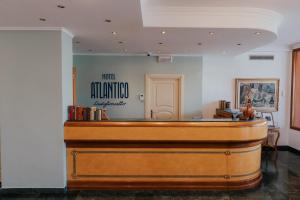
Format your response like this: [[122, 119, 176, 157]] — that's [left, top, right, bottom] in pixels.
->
[[235, 78, 280, 112], [261, 112, 274, 127]]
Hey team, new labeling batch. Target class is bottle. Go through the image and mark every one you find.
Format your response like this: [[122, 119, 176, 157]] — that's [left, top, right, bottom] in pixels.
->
[[90, 107, 97, 121], [68, 106, 76, 121], [101, 109, 109, 120], [76, 106, 84, 121], [95, 109, 102, 121]]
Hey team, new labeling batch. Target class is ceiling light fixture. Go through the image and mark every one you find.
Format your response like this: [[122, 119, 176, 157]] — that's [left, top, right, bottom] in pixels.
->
[[104, 19, 112, 23], [57, 5, 65, 8], [39, 18, 46, 21], [209, 32, 215, 36], [112, 31, 117, 35], [254, 32, 261, 36], [161, 31, 166, 35]]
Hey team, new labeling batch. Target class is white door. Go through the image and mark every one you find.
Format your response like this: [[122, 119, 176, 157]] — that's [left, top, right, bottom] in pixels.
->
[[145, 75, 183, 120]]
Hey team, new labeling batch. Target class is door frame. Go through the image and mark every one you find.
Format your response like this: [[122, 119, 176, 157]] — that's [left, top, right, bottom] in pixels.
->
[[145, 74, 184, 119], [72, 66, 77, 105]]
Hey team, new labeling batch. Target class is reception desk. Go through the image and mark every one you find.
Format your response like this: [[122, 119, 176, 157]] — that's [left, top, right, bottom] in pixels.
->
[[64, 119, 267, 190]]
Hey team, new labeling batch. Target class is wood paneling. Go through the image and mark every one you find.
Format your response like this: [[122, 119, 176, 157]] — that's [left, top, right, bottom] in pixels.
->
[[291, 49, 300, 130], [65, 124, 267, 143], [67, 175, 262, 190]]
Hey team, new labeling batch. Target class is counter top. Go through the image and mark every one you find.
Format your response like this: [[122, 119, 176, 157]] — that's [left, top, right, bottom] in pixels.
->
[[65, 118, 266, 127]]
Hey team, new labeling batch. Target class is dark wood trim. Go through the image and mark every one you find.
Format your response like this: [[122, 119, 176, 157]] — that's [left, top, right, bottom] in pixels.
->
[[64, 119, 267, 128], [72, 67, 77, 106], [291, 127, 300, 131], [67, 173, 261, 191], [65, 139, 265, 149], [291, 49, 300, 131]]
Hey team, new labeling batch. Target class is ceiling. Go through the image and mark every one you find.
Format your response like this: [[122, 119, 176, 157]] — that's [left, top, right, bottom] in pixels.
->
[[0, 0, 299, 55]]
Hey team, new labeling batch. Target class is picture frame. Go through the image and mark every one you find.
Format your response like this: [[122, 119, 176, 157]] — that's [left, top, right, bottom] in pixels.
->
[[261, 112, 275, 127], [235, 78, 280, 112]]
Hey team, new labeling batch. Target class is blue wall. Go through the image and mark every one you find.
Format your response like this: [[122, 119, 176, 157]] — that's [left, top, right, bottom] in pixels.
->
[[74, 55, 203, 119]]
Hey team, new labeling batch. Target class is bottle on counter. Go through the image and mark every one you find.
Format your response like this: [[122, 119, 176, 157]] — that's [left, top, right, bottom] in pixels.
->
[[68, 105, 76, 121], [83, 107, 91, 121], [76, 106, 84, 121], [95, 109, 102, 121], [90, 107, 97, 121], [101, 109, 109, 120]]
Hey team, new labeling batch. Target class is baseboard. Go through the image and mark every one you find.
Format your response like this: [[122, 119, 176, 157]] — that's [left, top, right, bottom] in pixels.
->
[[0, 188, 67, 195], [288, 146, 300, 156], [277, 146, 300, 155], [277, 146, 290, 151]]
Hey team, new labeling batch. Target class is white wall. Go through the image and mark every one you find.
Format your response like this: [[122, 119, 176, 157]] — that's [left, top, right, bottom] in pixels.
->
[[202, 51, 291, 146], [75, 56, 203, 119], [61, 32, 74, 184], [0, 30, 73, 188]]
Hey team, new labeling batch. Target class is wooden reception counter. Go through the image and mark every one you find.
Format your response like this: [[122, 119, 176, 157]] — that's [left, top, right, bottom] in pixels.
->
[[64, 119, 267, 190]]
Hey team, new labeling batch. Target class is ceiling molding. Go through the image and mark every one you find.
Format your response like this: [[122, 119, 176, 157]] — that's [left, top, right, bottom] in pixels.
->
[[290, 42, 300, 50], [141, 4, 283, 35], [74, 53, 148, 56], [0, 27, 74, 38], [73, 53, 203, 57]]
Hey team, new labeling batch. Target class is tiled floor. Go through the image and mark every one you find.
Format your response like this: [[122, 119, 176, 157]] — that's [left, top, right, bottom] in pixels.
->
[[1, 151, 300, 200]]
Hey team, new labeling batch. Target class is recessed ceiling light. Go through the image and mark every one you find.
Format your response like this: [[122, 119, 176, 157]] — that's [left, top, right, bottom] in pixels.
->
[[39, 18, 46, 22], [198, 42, 202, 46], [57, 5, 65, 9], [158, 42, 164, 45], [209, 32, 215, 36], [104, 19, 112, 23], [112, 31, 117, 35], [161, 31, 166, 35], [254, 32, 261, 36]]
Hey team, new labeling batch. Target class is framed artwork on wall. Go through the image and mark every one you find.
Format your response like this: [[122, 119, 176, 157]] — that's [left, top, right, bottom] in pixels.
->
[[261, 112, 275, 127], [235, 78, 280, 112]]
